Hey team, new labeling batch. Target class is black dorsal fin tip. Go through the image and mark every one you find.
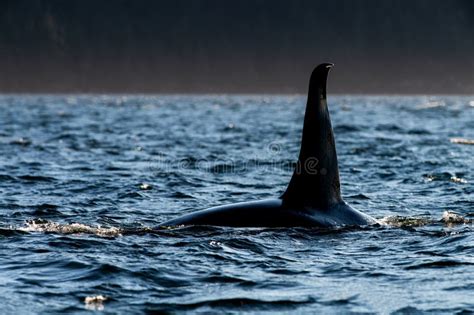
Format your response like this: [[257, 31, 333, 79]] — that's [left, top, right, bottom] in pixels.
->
[[281, 63, 343, 208], [308, 63, 334, 101]]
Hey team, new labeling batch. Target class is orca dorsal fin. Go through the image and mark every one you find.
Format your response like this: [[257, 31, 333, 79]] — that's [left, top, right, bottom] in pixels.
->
[[281, 63, 343, 208]]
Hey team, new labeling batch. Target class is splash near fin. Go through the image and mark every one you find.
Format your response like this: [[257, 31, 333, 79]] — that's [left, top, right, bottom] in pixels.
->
[[281, 63, 343, 208]]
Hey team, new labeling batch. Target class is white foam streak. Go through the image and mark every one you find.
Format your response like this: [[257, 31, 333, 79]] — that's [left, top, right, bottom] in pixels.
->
[[20, 220, 122, 237], [84, 295, 108, 311], [379, 211, 471, 227]]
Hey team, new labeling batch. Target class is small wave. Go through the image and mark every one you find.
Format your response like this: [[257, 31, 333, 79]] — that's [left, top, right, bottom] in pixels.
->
[[17, 175, 56, 182], [444, 283, 474, 291], [169, 191, 195, 199], [31, 204, 63, 217], [0, 174, 15, 181], [375, 124, 402, 132], [199, 274, 257, 286], [380, 211, 471, 227], [222, 123, 243, 132], [407, 128, 431, 135], [10, 137, 32, 146], [334, 124, 361, 133], [450, 137, 474, 145], [138, 183, 153, 190], [19, 219, 122, 237], [117, 191, 144, 199], [423, 172, 468, 184], [347, 193, 371, 200], [84, 295, 108, 311], [209, 163, 238, 174], [441, 211, 471, 225], [405, 260, 474, 270], [0, 228, 28, 236], [416, 100, 445, 109], [146, 297, 315, 312]]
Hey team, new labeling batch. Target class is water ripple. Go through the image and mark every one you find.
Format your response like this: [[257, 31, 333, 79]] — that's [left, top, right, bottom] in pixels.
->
[[0, 95, 473, 313]]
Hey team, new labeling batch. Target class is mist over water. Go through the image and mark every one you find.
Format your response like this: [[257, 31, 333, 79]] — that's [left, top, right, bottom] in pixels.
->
[[0, 95, 473, 313]]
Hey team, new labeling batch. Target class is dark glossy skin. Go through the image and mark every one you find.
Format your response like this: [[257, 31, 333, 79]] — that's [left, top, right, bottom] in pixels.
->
[[160, 199, 376, 228], [158, 63, 377, 228]]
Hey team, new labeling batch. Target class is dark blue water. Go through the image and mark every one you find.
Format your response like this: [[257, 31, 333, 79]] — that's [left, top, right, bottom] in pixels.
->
[[0, 95, 473, 313]]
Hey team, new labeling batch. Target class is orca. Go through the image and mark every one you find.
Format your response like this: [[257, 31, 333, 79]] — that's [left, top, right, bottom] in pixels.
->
[[159, 63, 377, 228]]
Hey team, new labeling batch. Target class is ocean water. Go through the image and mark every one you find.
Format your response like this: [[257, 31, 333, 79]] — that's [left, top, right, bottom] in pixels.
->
[[0, 94, 473, 314]]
